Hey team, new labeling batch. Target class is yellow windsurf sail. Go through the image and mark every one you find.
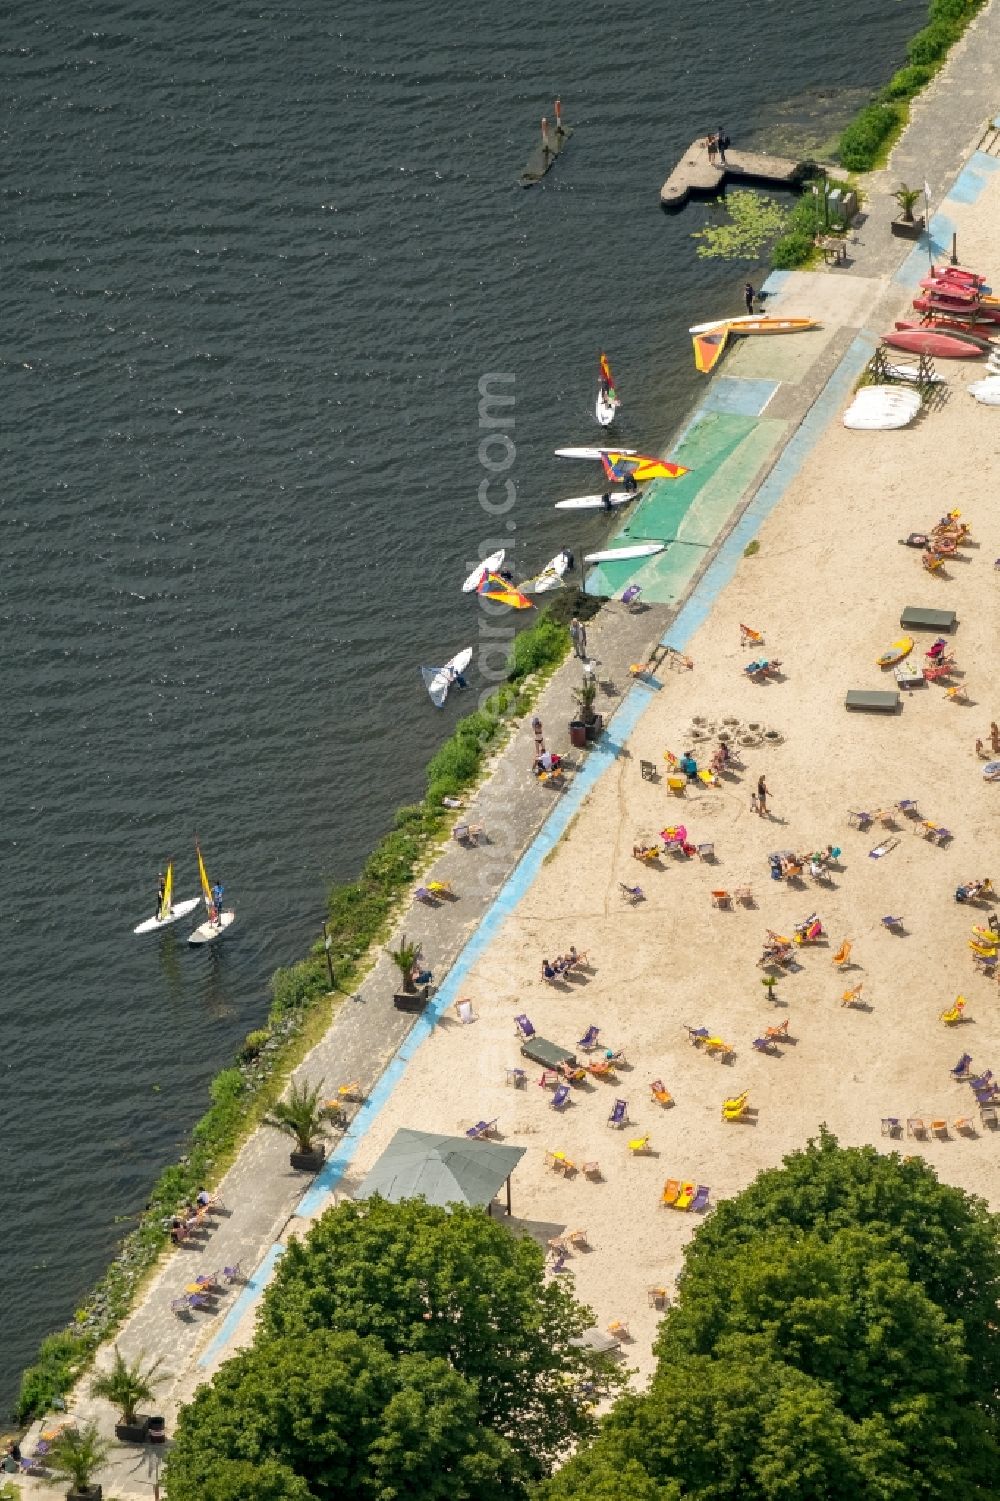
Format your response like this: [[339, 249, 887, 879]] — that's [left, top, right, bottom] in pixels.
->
[[196, 840, 212, 908], [158, 862, 174, 920]]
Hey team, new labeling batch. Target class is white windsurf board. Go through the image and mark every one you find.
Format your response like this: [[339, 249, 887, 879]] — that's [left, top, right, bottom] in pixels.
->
[[188, 909, 236, 946], [555, 491, 635, 510], [133, 897, 201, 935], [421, 647, 473, 708], [461, 549, 504, 593], [554, 446, 637, 460], [584, 543, 665, 563]]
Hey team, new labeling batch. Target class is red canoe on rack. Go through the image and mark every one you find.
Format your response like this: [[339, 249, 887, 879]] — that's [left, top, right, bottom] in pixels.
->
[[913, 295, 1000, 323], [897, 317, 998, 345], [882, 329, 986, 359]]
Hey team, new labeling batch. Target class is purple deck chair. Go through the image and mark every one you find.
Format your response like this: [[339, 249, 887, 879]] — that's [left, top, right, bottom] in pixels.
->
[[514, 1013, 535, 1039], [550, 1084, 571, 1110], [578, 1025, 600, 1051], [690, 1185, 711, 1213], [951, 1053, 973, 1079], [466, 1119, 497, 1140], [607, 1098, 628, 1128]]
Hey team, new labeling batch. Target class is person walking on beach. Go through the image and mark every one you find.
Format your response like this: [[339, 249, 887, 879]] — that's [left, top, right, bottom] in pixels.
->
[[744, 281, 755, 315], [532, 714, 545, 756], [570, 617, 588, 660], [757, 774, 769, 817]]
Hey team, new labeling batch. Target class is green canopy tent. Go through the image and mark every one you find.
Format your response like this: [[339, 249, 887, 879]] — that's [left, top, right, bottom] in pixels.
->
[[356, 1128, 525, 1216]]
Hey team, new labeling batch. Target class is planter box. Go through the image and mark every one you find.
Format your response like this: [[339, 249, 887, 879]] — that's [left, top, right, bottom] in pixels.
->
[[147, 1416, 166, 1444], [393, 985, 429, 1013], [67, 1488, 102, 1501], [890, 215, 924, 240], [115, 1418, 150, 1444], [584, 712, 604, 742], [290, 1145, 326, 1173], [569, 720, 587, 750]]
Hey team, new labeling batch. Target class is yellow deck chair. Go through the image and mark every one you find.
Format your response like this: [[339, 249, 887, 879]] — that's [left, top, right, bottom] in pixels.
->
[[675, 1181, 696, 1209], [628, 1135, 651, 1155], [336, 1079, 362, 1101], [939, 997, 966, 1025], [831, 939, 852, 969], [667, 775, 686, 795], [566, 1228, 588, 1247], [705, 1037, 733, 1060], [661, 1178, 680, 1207], [697, 768, 719, 787], [650, 1079, 673, 1106], [841, 983, 864, 1007]]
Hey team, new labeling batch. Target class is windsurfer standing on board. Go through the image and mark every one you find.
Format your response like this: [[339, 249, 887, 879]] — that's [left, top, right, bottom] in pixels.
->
[[211, 880, 225, 928], [156, 871, 167, 919]]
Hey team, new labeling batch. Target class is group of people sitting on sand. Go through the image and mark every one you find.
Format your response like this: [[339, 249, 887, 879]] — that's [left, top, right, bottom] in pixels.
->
[[758, 929, 794, 968], [541, 946, 586, 982], [769, 845, 839, 882], [955, 877, 994, 904], [169, 1188, 222, 1244]]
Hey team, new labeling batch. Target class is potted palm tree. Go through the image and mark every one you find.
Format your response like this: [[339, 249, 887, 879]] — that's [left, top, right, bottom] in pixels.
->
[[572, 675, 602, 741], [45, 1422, 109, 1501], [891, 182, 924, 239], [390, 936, 428, 1011], [265, 1077, 329, 1172], [90, 1345, 162, 1444]]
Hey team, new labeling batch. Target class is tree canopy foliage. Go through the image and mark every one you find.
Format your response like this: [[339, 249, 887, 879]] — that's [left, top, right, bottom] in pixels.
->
[[544, 1132, 1000, 1500], [258, 1196, 619, 1477], [166, 1330, 518, 1501]]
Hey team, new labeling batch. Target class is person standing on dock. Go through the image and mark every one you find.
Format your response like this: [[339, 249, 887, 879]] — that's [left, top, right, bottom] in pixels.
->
[[716, 128, 728, 164], [744, 281, 755, 315], [706, 134, 717, 164]]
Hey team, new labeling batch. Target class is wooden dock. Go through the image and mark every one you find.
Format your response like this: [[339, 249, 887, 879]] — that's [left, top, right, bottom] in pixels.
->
[[660, 143, 816, 212]]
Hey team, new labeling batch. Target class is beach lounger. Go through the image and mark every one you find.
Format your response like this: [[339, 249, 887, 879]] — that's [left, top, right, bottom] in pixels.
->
[[647, 1285, 669, 1307], [869, 838, 898, 859], [538, 1069, 560, 1088], [466, 1119, 497, 1139], [939, 999, 966, 1025], [582, 1160, 601, 1178], [766, 1019, 790, 1041], [608, 1098, 629, 1128], [559, 1062, 587, 1084], [981, 1105, 998, 1126], [740, 624, 764, 648], [950, 1053, 973, 1079], [841, 983, 864, 1007], [831, 940, 852, 968], [640, 758, 657, 781], [549, 1249, 569, 1273], [734, 884, 754, 906], [514, 1014, 535, 1039], [881, 914, 904, 930], [627, 1135, 651, 1154], [696, 841, 716, 860], [710, 889, 732, 908], [675, 1182, 696, 1209], [171, 1296, 192, 1316], [661, 1178, 681, 1206], [566, 1227, 589, 1247], [550, 1084, 571, 1110], [845, 689, 901, 713], [335, 1079, 363, 1102], [722, 1097, 749, 1121], [690, 1185, 711, 1212], [685, 1025, 710, 1045], [666, 776, 687, 795], [607, 1319, 630, 1340], [587, 1059, 614, 1079], [650, 1079, 672, 1106], [621, 584, 643, 611], [895, 799, 920, 817], [455, 1000, 475, 1024], [930, 1118, 949, 1136], [954, 1116, 973, 1133], [906, 1118, 926, 1137], [847, 809, 873, 829], [223, 1262, 245, 1283], [704, 1037, 734, 1061], [577, 1025, 600, 1052], [752, 1036, 777, 1054], [881, 1117, 901, 1137], [619, 882, 645, 903]]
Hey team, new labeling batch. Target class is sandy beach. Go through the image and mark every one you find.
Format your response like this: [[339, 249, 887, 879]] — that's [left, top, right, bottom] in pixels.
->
[[324, 168, 1000, 1382]]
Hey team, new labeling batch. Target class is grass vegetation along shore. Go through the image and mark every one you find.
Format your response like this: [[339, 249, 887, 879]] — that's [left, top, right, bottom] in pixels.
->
[[12, 597, 582, 1423]]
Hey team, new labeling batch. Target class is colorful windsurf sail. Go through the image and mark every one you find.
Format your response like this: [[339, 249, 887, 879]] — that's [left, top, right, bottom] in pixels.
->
[[692, 327, 730, 373], [601, 451, 688, 484], [476, 572, 535, 609], [158, 862, 174, 921], [599, 351, 618, 400]]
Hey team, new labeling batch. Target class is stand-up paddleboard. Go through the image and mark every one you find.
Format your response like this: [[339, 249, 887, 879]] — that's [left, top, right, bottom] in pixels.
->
[[584, 543, 664, 563], [595, 352, 620, 427], [421, 647, 473, 708], [876, 637, 913, 668], [524, 550, 572, 594], [555, 491, 636, 510], [843, 386, 921, 430], [596, 389, 618, 425], [133, 861, 200, 934], [688, 314, 818, 336], [188, 839, 235, 946], [554, 446, 637, 460], [885, 362, 944, 384], [969, 377, 1000, 405], [461, 549, 504, 593]]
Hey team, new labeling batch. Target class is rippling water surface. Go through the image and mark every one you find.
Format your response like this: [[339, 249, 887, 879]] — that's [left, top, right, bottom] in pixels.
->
[[0, 0, 925, 1406]]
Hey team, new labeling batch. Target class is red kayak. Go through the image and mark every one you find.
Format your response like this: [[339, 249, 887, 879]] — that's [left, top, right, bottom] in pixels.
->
[[919, 277, 978, 302], [930, 264, 988, 287], [882, 329, 985, 359], [913, 294, 1000, 323], [895, 319, 995, 349]]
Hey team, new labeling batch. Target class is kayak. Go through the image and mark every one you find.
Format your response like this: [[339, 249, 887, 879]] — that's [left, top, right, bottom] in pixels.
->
[[876, 637, 914, 668], [919, 277, 978, 302], [915, 294, 1000, 323], [930, 264, 988, 287], [882, 330, 985, 359], [895, 319, 995, 349], [556, 494, 634, 511], [688, 314, 818, 335]]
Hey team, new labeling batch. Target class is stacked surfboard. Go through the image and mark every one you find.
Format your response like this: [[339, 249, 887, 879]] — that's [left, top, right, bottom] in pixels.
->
[[842, 385, 921, 431]]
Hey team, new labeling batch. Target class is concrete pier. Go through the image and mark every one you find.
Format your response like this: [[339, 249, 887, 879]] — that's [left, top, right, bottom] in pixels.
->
[[661, 142, 816, 211]]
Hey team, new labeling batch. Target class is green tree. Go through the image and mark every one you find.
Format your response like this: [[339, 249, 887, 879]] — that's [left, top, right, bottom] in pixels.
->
[[89, 1343, 163, 1425], [259, 1196, 620, 1477], [178, 1458, 316, 1500], [44, 1421, 110, 1494], [166, 1329, 518, 1501]]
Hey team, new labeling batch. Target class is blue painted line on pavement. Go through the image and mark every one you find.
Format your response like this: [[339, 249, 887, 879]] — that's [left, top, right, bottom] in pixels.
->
[[198, 1240, 285, 1367], [947, 151, 1000, 204], [895, 213, 957, 287]]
